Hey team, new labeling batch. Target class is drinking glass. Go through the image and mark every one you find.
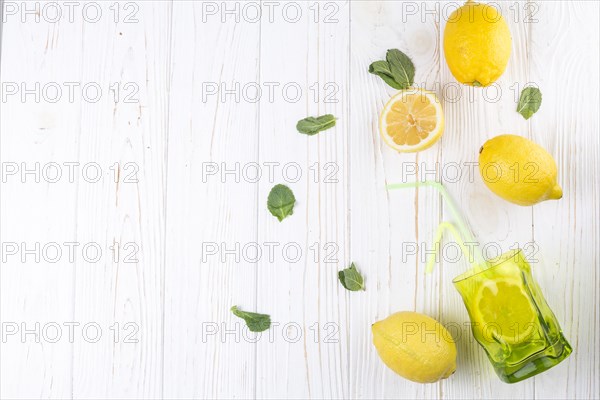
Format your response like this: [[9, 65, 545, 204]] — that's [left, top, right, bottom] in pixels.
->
[[453, 249, 572, 383], [387, 181, 572, 383]]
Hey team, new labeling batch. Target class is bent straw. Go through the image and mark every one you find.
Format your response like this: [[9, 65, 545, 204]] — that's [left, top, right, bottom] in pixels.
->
[[425, 221, 480, 274], [386, 180, 487, 269]]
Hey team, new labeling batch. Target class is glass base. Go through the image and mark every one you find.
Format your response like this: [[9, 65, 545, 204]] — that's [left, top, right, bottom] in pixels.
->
[[492, 333, 572, 383]]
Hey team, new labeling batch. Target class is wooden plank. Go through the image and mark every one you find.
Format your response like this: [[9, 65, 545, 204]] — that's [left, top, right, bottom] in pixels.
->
[[163, 1, 260, 398], [0, 10, 81, 399], [349, 1, 441, 398], [438, 1, 535, 398], [254, 2, 349, 398], [529, 1, 600, 398], [70, 2, 170, 398]]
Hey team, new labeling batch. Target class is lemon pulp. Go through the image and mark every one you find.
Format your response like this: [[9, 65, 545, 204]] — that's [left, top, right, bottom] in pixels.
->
[[379, 89, 444, 153], [474, 278, 536, 344]]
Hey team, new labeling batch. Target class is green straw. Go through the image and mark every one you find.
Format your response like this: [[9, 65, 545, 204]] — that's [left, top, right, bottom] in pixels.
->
[[386, 181, 487, 270], [425, 221, 482, 274]]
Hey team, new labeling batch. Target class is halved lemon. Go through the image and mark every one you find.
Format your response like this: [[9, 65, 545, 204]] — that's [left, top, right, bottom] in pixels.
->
[[379, 88, 444, 153], [473, 277, 537, 344]]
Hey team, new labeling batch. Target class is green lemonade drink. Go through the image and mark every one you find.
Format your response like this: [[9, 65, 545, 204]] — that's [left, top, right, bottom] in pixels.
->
[[387, 182, 572, 383], [453, 250, 572, 383]]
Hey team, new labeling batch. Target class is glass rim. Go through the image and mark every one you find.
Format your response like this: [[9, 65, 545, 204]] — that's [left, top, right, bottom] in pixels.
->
[[452, 249, 526, 284]]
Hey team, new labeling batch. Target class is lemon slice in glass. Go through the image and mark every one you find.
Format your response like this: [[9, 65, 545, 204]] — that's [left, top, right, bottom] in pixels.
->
[[473, 277, 537, 344]]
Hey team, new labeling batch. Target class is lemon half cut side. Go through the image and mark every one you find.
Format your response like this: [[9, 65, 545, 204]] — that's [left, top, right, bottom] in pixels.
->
[[379, 88, 444, 153]]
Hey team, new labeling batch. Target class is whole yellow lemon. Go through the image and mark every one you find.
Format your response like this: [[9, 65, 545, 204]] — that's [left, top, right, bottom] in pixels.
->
[[478, 134, 563, 206], [372, 311, 457, 383], [443, 1, 512, 86]]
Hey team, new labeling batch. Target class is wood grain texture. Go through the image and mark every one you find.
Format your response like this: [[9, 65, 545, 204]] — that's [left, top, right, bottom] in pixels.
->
[[255, 2, 349, 399], [350, 2, 442, 398], [163, 2, 260, 398], [71, 3, 170, 398], [0, 10, 80, 398], [529, 2, 600, 398], [0, 1, 598, 399]]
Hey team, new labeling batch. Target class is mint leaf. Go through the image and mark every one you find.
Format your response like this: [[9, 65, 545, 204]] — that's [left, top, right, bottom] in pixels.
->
[[517, 87, 542, 120], [386, 49, 415, 90], [231, 306, 271, 332], [338, 263, 365, 291], [368, 49, 415, 90], [368, 60, 402, 90], [296, 114, 336, 135], [267, 184, 296, 222]]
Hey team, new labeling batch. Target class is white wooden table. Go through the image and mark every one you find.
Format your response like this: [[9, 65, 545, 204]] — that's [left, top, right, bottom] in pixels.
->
[[1, 1, 598, 399]]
